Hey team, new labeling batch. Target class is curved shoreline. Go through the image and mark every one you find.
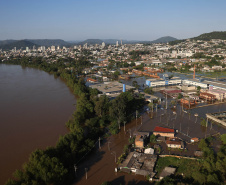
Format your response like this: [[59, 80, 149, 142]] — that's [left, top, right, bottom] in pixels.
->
[[0, 64, 77, 185]]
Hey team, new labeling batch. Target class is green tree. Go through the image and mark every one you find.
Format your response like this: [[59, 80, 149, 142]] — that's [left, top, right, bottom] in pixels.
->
[[144, 87, 153, 94], [150, 134, 157, 143], [24, 149, 67, 184], [221, 134, 226, 144], [192, 171, 206, 184], [94, 95, 109, 117], [132, 80, 138, 87], [199, 139, 208, 150], [200, 118, 207, 127]]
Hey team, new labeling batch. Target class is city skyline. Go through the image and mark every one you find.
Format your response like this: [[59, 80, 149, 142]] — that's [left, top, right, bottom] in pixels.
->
[[0, 0, 226, 41]]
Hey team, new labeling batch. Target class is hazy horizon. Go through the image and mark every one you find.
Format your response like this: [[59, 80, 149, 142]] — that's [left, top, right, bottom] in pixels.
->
[[1, 0, 226, 41]]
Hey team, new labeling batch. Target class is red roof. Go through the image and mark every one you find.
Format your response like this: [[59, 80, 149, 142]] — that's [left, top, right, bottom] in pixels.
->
[[153, 126, 174, 133], [86, 78, 97, 82]]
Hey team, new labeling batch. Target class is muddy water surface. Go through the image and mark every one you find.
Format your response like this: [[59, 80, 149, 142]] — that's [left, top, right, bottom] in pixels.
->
[[0, 64, 76, 184]]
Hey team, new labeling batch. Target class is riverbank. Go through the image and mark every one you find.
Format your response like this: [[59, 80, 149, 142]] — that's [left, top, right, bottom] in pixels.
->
[[0, 64, 76, 185]]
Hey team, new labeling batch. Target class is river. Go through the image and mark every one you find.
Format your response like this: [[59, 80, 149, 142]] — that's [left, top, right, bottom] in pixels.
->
[[0, 64, 76, 184]]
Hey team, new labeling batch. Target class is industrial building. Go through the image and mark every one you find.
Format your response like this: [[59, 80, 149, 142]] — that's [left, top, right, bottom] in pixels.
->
[[88, 81, 136, 99], [182, 79, 226, 91], [206, 89, 226, 101], [146, 77, 182, 87]]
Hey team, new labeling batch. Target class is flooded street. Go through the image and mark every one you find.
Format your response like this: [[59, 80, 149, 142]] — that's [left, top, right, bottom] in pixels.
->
[[0, 64, 76, 184], [73, 98, 226, 185], [73, 119, 149, 185]]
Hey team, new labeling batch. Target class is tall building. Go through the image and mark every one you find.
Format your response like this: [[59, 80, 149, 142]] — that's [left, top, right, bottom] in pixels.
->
[[51, 45, 55, 51], [26, 47, 29, 52], [116, 41, 119, 47], [121, 40, 123, 45], [102, 42, 105, 48], [41, 46, 45, 51], [83, 43, 88, 49]]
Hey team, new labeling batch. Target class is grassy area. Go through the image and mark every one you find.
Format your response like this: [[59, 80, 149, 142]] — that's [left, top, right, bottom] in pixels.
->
[[155, 157, 202, 178], [174, 70, 226, 78], [197, 71, 226, 78]]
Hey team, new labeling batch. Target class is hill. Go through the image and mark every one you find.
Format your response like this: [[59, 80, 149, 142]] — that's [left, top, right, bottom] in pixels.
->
[[0, 40, 39, 50], [26, 39, 71, 47], [191, 31, 226, 41], [79, 39, 104, 45], [169, 31, 226, 45], [151, 36, 177, 43], [0, 40, 17, 47], [77, 37, 177, 45]]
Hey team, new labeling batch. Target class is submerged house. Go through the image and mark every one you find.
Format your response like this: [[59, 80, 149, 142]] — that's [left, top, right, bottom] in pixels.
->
[[153, 126, 175, 138], [119, 152, 157, 178]]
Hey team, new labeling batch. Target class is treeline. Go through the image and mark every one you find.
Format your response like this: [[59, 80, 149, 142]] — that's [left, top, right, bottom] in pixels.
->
[[192, 52, 224, 60], [129, 50, 150, 60], [192, 31, 226, 41], [3, 57, 145, 185], [155, 136, 226, 185], [191, 137, 226, 185]]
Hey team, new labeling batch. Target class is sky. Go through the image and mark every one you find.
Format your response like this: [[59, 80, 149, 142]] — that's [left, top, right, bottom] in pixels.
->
[[0, 0, 226, 41]]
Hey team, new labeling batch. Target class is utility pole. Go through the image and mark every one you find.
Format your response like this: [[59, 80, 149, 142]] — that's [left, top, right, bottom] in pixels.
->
[[108, 141, 111, 151], [194, 113, 198, 123], [99, 137, 101, 149], [136, 110, 138, 126], [166, 93, 168, 109], [85, 168, 88, 180], [111, 151, 116, 163], [74, 165, 77, 176]]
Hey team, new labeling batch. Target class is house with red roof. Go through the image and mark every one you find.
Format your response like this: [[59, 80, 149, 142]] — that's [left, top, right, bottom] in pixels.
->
[[86, 78, 97, 83], [153, 126, 175, 137]]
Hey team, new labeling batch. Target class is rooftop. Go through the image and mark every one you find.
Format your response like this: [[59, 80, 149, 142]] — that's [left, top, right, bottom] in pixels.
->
[[153, 126, 174, 133], [159, 167, 176, 179]]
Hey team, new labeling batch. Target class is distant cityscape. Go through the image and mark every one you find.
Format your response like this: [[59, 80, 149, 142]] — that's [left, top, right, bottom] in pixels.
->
[[1, 31, 226, 185]]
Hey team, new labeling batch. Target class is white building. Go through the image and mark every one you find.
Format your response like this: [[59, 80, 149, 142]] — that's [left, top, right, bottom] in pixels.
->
[[146, 78, 182, 87], [51, 45, 55, 51], [182, 79, 226, 91], [41, 46, 45, 51], [102, 42, 105, 48]]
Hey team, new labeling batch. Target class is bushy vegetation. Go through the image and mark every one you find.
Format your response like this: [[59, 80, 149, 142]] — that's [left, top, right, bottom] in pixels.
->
[[192, 31, 226, 41], [155, 136, 226, 185], [129, 50, 150, 60]]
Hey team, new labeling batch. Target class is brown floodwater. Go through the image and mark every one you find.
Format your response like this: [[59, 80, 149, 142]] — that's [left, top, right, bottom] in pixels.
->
[[73, 118, 150, 185], [0, 64, 76, 184]]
